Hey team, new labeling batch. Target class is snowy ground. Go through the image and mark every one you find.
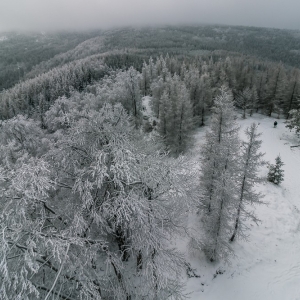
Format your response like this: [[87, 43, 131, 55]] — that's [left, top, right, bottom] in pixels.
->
[[183, 114, 300, 300]]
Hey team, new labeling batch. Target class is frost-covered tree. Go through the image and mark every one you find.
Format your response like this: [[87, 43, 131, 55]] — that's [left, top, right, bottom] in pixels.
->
[[199, 86, 240, 262], [264, 65, 287, 116], [0, 100, 189, 300], [165, 77, 194, 155], [197, 73, 213, 126], [267, 155, 285, 185], [283, 70, 300, 119], [157, 75, 194, 155], [0, 57, 107, 120], [141, 61, 151, 96], [93, 67, 143, 127], [286, 108, 300, 136], [230, 123, 265, 242], [249, 86, 259, 117], [235, 87, 252, 119], [150, 77, 167, 118], [184, 64, 200, 115]]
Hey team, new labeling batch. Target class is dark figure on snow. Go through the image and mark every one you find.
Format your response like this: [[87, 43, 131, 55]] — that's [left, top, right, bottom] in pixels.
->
[[274, 121, 278, 128]]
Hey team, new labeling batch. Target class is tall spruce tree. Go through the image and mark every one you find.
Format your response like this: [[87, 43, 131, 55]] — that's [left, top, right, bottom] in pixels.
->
[[199, 86, 240, 262]]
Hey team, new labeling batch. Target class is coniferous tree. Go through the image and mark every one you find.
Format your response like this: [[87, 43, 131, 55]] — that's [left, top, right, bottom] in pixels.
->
[[198, 73, 213, 126], [150, 77, 165, 118], [264, 65, 287, 116], [184, 64, 200, 117], [255, 72, 268, 112], [199, 86, 240, 262], [161, 75, 194, 155], [267, 155, 285, 185], [157, 89, 170, 138], [284, 70, 300, 119], [286, 107, 300, 136], [230, 123, 265, 242], [169, 80, 194, 155], [235, 87, 252, 119], [148, 56, 157, 82], [141, 61, 150, 96], [249, 86, 259, 117]]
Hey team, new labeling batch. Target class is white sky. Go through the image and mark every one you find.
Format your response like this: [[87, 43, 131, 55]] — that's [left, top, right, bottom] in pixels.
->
[[0, 0, 299, 32]]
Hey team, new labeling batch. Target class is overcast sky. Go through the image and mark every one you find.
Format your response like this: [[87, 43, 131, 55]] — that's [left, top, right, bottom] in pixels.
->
[[0, 0, 299, 32]]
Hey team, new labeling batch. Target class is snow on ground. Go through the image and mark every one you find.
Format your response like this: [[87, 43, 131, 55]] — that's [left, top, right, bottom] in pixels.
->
[[183, 113, 300, 300]]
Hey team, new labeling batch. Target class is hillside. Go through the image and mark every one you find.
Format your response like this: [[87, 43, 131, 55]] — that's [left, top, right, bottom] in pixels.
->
[[184, 114, 300, 300], [0, 30, 102, 90], [2, 25, 300, 90]]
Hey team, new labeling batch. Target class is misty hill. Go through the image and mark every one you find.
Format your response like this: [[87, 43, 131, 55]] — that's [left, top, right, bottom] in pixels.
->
[[0, 30, 102, 90], [2, 25, 300, 91]]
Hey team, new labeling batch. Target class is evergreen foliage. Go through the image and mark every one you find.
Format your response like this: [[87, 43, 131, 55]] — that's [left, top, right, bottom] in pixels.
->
[[235, 87, 252, 119], [199, 86, 240, 262], [267, 155, 285, 185], [230, 123, 265, 242], [286, 108, 300, 136], [163, 75, 194, 155]]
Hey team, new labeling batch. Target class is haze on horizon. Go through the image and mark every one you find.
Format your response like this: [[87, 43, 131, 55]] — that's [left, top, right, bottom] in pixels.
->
[[0, 0, 300, 32]]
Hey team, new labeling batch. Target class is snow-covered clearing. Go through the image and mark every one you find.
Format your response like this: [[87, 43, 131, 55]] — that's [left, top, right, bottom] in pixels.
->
[[183, 114, 300, 300]]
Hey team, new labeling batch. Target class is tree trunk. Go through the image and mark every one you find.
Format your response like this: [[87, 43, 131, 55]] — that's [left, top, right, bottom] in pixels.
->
[[201, 107, 205, 126], [137, 251, 143, 272]]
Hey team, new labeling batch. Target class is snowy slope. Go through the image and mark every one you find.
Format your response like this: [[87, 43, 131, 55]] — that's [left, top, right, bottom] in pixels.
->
[[184, 114, 300, 300]]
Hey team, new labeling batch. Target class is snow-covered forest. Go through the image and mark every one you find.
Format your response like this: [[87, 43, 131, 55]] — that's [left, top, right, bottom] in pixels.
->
[[1, 25, 300, 300]]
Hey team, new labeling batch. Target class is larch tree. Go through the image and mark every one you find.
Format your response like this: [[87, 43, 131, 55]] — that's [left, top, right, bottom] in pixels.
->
[[184, 64, 200, 116], [286, 107, 300, 136], [199, 86, 241, 262], [249, 86, 259, 117], [235, 87, 252, 119], [264, 65, 287, 116], [230, 123, 265, 242], [284, 69, 300, 119], [150, 77, 166, 118], [162, 75, 194, 155], [141, 61, 151, 96], [197, 72, 213, 126]]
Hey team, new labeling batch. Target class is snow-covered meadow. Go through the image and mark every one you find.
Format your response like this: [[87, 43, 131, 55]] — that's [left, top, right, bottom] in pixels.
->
[[184, 114, 300, 300]]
